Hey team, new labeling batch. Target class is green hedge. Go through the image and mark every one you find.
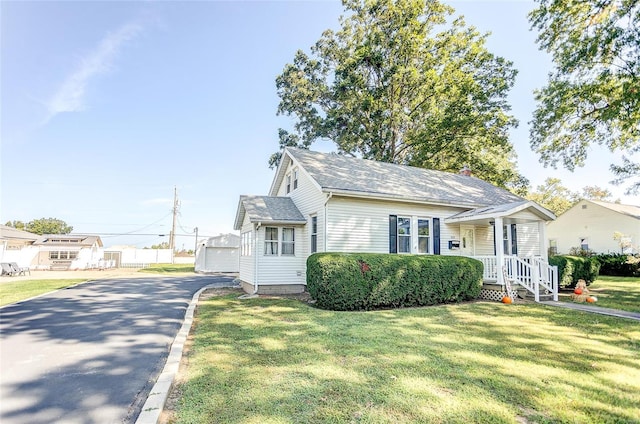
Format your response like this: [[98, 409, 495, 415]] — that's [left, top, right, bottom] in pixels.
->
[[548, 255, 601, 288], [594, 254, 640, 277], [307, 253, 483, 311]]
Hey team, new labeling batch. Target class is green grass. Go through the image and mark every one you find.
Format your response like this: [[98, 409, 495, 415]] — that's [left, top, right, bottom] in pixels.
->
[[558, 276, 640, 313], [0, 279, 86, 306], [138, 263, 195, 274], [172, 292, 640, 424]]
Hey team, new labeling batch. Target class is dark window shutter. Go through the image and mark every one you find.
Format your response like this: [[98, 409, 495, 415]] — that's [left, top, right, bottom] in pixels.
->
[[433, 218, 441, 255], [511, 224, 518, 255], [389, 215, 397, 253]]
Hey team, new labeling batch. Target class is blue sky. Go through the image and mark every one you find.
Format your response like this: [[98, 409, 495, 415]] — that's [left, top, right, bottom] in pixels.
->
[[1, 0, 636, 249]]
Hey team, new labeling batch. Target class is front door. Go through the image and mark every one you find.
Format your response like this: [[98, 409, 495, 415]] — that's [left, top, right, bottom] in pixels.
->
[[461, 226, 475, 256]]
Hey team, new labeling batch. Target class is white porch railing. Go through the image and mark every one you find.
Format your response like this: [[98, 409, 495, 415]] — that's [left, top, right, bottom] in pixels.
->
[[472, 255, 558, 302]]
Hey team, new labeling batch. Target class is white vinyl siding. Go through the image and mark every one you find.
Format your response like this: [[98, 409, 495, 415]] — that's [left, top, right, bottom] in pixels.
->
[[238, 215, 255, 284], [516, 223, 541, 256], [546, 200, 640, 254], [256, 226, 306, 285], [326, 197, 462, 255], [474, 226, 495, 255]]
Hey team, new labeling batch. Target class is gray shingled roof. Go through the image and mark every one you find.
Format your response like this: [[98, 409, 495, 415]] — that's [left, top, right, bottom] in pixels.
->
[[445, 200, 555, 223], [286, 148, 523, 208], [590, 200, 640, 219], [236, 196, 306, 228]]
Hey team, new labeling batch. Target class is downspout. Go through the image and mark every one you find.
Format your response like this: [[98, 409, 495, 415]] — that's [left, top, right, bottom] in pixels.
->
[[253, 222, 261, 294], [323, 192, 333, 252]]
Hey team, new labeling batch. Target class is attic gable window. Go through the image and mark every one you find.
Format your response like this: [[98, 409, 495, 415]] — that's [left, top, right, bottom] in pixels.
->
[[285, 169, 299, 194]]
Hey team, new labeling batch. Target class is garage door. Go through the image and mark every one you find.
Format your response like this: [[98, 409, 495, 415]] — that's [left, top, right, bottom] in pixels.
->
[[204, 247, 239, 272]]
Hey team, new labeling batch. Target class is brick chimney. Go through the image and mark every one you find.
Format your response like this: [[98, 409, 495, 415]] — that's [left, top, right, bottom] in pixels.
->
[[459, 165, 472, 177]]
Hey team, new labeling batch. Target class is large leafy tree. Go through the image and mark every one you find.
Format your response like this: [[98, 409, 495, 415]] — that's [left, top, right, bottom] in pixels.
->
[[274, 0, 527, 191], [529, 0, 640, 194], [4, 220, 26, 231], [24, 218, 73, 235], [526, 178, 578, 215], [580, 185, 613, 201]]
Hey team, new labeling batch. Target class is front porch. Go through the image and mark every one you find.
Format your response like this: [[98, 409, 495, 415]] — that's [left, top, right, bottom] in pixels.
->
[[445, 200, 559, 303], [473, 255, 558, 302]]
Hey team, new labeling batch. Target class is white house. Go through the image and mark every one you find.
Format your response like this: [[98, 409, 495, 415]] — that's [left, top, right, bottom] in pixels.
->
[[547, 199, 640, 254], [0, 225, 40, 267], [32, 234, 104, 270], [195, 233, 240, 273], [234, 148, 558, 301]]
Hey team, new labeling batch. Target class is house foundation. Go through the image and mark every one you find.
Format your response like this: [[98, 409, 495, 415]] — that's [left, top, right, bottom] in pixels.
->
[[240, 280, 306, 295]]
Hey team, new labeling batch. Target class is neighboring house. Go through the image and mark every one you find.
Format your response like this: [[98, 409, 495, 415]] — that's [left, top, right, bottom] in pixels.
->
[[0, 225, 40, 267], [32, 234, 104, 270], [195, 233, 240, 273], [234, 148, 557, 301], [547, 199, 640, 254]]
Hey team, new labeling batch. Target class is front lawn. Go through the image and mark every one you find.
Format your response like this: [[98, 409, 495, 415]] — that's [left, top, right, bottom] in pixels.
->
[[0, 279, 86, 306], [138, 263, 195, 274], [170, 292, 640, 424], [559, 276, 640, 313]]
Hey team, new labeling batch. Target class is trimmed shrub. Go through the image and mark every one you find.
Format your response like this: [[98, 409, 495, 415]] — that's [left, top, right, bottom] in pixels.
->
[[595, 253, 640, 277], [549, 255, 600, 288], [306, 253, 483, 311]]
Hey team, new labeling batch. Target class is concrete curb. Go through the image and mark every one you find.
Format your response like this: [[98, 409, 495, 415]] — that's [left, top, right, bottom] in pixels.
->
[[134, 284, 214, 424]]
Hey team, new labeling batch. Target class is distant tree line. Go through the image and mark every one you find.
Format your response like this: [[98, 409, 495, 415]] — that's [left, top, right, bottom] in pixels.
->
[[5, 218, 73, 235], [525, 179, 617, 216]]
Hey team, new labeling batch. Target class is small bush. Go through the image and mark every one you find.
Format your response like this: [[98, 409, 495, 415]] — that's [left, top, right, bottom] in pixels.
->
[[549, 255, 600, 288], [306, 253, 483, 311], [595, 254, 640, 277]]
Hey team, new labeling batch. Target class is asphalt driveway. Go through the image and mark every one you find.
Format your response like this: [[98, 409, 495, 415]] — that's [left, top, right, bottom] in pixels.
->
[[0, 274, 237, 424]]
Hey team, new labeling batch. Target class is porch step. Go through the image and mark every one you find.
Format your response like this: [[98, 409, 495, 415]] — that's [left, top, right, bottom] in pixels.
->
[[524, 291, 555, 301]]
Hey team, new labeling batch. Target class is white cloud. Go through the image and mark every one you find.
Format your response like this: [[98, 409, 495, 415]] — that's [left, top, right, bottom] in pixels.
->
[[43, 21, 143, 123]]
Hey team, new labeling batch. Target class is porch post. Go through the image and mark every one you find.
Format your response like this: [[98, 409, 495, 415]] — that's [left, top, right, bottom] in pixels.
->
[[538, 221, 548, 261], [495, 216, 504, 286]]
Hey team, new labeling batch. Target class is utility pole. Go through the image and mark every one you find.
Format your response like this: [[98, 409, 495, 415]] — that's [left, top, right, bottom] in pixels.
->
[[193, 227, 199, 255], [169, 186, 178, 262]]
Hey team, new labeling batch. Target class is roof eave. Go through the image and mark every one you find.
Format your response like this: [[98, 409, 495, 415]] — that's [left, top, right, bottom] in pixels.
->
[[248, 218, 307, 226], [322, 188, 489, 209], [444, 201, 556, 224], [233, 197, 247, 230]]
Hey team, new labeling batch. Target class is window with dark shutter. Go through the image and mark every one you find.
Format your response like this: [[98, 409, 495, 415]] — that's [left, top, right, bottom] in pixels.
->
[[511, 224, 518, 255], [389, 215, 398, 253], [433, 218, 440, 255]]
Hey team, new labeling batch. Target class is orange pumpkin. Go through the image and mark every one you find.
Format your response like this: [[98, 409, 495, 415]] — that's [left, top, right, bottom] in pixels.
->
[[586, 296, 597, 303], [574, 288, 583, 295], [501, 296, 513, 304]]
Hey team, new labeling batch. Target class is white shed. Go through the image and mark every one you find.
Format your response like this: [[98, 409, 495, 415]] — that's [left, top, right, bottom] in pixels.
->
[[195, 233, 240, 273]]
